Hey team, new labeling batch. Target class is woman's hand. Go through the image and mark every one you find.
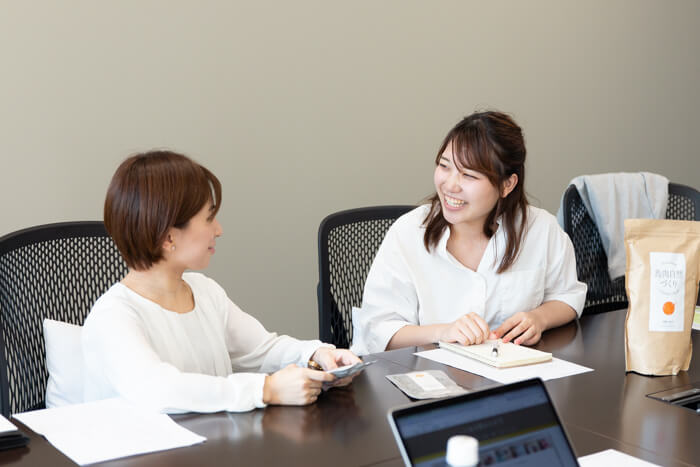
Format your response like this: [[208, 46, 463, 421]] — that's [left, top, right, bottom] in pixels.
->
[[492, 311, 546, 345], [311, 347, 361, 370], [311, 348, 362, 387], [438, 312, 490, 345], [263, 364, 334, 405]]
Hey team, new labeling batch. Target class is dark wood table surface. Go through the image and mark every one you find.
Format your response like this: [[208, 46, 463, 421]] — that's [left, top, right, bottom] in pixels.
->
[[1, 309, 698, 466]]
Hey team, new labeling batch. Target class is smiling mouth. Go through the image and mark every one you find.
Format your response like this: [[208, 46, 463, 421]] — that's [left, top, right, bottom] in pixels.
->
[[444, 195, 465, 208]]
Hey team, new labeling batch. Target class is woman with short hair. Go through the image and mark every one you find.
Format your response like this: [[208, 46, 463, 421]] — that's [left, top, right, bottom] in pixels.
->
[[83, 150, 360, 413]]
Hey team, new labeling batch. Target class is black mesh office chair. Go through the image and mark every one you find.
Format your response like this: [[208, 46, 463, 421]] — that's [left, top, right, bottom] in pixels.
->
[[0, 222, 127, 416], [317, 206, 414, 348], [561, 182, 700, 315]]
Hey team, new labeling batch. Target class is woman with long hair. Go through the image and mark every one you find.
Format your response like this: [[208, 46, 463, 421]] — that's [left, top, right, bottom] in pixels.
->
[[351, 111, 586, 355]]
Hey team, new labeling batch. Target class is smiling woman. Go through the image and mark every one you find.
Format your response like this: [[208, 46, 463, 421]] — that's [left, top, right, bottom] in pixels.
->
[[81, 151, 361, 413], [425, 112, 527, 274], [350, 112, 587, 355]]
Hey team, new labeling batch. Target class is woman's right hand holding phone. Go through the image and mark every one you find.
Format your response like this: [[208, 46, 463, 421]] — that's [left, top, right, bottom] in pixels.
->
[[437, 312, 491, 345], [263, 364, 335, 406]]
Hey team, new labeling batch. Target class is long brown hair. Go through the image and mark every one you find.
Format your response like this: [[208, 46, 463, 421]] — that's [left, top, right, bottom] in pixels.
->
[[423, 111, 528, 273]]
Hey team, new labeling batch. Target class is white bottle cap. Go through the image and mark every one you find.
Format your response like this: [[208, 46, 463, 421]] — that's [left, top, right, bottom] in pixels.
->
[[446, 435, 479, 467]]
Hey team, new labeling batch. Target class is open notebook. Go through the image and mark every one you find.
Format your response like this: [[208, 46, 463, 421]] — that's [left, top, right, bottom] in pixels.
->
[[439, 340, 552, 368]]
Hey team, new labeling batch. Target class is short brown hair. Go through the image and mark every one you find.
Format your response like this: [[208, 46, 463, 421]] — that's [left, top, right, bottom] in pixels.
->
[[423, 111, 528, 273], [104, 150, 222, 270]]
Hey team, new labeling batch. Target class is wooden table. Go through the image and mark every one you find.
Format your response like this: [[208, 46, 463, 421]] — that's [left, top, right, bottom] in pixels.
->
[[2, 309, 698, 466]]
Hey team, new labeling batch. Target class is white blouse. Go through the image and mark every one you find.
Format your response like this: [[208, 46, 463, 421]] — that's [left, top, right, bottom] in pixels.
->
[[82, 272, 328, 413], [350, 205, 587, 355]]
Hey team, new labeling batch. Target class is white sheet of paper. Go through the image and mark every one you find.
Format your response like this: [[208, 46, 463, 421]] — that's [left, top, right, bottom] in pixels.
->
[[416, 348, 592, 384], [406, 371, 446, 391], [578, 449, 661, 467], [0, 414, 18, 434], [13, 398, 205, 465]]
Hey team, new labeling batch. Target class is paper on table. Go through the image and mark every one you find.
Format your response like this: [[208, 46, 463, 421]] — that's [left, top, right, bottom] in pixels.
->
[[13, 398, 205, 465], [578, 449, 661, 466], [0, 414, 18, 434], [416, 348, 592, 384]]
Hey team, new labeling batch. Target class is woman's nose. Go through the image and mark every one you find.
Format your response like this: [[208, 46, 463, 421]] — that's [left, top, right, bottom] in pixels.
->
[[446, 170, 461, 191], [215, 219, 223, 237]]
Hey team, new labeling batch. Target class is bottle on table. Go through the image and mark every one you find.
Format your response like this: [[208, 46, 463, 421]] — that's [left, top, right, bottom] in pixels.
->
[[446, 435, 479, 467]]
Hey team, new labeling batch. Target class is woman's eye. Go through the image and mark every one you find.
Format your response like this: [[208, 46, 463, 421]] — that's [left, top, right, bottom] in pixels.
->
[[462, 173, 476, 179], [438, 163, 448, 168]]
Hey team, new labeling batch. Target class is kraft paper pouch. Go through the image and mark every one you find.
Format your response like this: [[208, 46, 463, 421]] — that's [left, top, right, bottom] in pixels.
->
[[624, 219, 700, 375]]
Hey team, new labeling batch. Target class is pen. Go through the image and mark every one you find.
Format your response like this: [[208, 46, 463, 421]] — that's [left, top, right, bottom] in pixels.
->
[[491, 340, 501, 358]]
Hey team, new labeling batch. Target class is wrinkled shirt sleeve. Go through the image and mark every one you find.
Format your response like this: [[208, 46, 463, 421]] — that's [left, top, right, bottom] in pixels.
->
[[351, 226, 419, 355]]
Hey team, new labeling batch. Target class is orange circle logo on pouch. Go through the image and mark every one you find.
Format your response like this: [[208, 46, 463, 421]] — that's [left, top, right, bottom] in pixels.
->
[[662, 301, 675, 315]]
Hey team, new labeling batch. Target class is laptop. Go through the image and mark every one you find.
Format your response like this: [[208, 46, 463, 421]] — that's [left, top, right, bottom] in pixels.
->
[[387, 378, 579, 466]]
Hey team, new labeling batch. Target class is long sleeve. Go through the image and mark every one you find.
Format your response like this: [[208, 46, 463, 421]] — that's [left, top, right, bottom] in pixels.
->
[[349, 205, 587, 355], [351, 225, 420, 355], [83, 302, 267, 414], [82, 274, 330, 414], [542, 218, 587, 316], [220, 293, 331, 374]]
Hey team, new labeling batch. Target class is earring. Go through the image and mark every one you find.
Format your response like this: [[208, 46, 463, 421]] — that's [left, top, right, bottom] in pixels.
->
[[171, 245, 176, 251]]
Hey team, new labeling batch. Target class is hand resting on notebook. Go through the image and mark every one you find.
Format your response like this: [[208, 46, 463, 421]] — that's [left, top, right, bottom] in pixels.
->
[[492, 301, 577, 346], [413, 300, 577, 348], [437, 312, 491, 345]]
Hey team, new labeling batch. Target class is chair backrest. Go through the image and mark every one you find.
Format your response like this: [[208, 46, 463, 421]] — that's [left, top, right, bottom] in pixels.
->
[[0, 222, 127, 416], [317, 206, 414, 347], [562, 182, 699, 315]]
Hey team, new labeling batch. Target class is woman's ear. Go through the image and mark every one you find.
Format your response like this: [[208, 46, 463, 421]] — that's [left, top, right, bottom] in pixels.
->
[[163, 231, 176, 253], [501, 174, 518, 198]]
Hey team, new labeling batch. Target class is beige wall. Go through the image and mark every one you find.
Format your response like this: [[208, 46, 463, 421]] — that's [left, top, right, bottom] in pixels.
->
[[1, 1, 698, 339]]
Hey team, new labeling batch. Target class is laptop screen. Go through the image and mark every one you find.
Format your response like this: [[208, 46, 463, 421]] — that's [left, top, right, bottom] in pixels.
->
[[388, 378, 578, 466]]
